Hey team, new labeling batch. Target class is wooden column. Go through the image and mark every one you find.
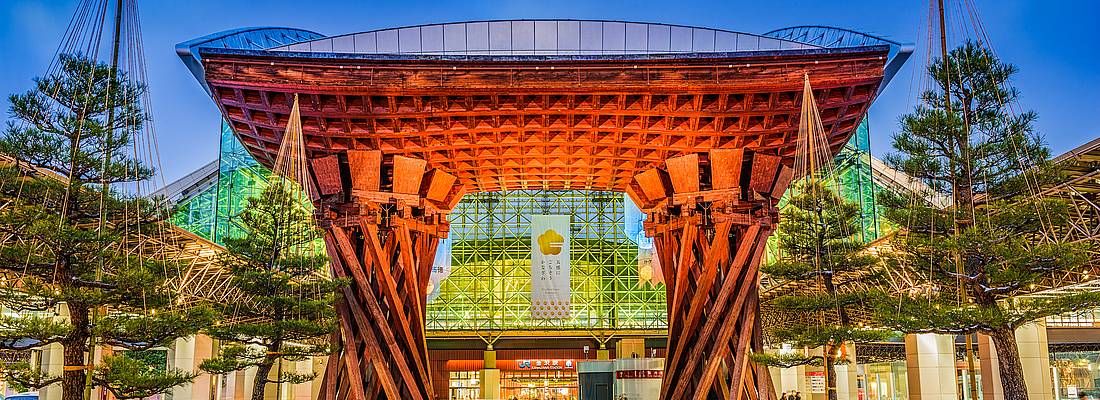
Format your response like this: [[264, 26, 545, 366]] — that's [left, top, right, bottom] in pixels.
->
[[629, 149, 792, 400], [310, 151, 465, 400]]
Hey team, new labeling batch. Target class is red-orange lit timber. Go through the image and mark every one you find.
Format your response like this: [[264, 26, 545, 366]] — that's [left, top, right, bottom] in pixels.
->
[[198, 47, 888, 399], [630, 149, 789, 400], [314, 150, 464, 400], [201, 49, 885, 193]]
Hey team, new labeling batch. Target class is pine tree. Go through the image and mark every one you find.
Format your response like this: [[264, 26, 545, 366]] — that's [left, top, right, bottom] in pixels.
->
[[0, 54, 214, 400], [755, 179, 889, 400], [200, 179, 340, 400], [876, 41, 1100, 400]]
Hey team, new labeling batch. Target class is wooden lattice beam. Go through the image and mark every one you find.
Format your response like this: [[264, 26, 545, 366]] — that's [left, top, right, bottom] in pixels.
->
[[634, 149, 791, 400], [202, 50, 887, 193], [311, 152, 463, 400]]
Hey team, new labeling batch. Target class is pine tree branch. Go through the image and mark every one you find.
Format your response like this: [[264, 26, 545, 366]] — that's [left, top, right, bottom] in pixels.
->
[[0, 362, 62, 389]]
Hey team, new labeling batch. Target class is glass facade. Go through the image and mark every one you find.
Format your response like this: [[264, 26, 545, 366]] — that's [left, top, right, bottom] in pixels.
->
[[831, 119, 887, 243], [168, 117, 891, 334], [270, 21, 818, 56], [169, 123, 277, 245], [428, 190, 665, 332], [448, 371, 481, 400], [766, 119, 893, 262], [859, 362, 910, 400], [1053, 351, 1100, 400], [500, 370, 578, 400]]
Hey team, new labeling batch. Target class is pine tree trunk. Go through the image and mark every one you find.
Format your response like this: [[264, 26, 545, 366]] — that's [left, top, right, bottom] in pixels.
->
[[989, 327, 1029, 400], [61, 303, 90, 400], [251, 359, 274, 400], [825, 350, 838, 400]]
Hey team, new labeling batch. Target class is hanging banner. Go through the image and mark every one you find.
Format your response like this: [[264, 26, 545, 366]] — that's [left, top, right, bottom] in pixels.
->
[[637, 244, 663, 288], [625, 194, 664, 287], [426, 237, 452, 303], [531, 215, 571, 319]]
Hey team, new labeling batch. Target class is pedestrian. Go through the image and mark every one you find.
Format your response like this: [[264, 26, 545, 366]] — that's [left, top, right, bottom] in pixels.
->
[[780, 392, 790, 400], [794, 391, 802, 400]]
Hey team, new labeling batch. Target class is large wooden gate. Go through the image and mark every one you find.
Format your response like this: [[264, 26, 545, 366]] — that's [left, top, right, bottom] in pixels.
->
[[308, 147, 790, 400], [197, 43, 887, 399]]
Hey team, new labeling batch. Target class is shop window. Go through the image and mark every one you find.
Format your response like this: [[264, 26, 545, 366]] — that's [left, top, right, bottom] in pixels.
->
[[449, 371, 480, 400]]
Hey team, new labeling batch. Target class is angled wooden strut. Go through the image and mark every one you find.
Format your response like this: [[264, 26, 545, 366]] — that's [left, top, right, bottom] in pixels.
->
[[629, 149, 792, 400], [311, 151, 465, 400]]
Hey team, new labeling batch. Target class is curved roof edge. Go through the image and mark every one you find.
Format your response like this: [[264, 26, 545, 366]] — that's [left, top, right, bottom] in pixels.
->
[[177, 22, 911, 94], [314, 19, 812, 45], [197, 43, 889, 64], [176, 27, 324, 94], [766, 26, 914, 94], [265, 19, 820, 56]]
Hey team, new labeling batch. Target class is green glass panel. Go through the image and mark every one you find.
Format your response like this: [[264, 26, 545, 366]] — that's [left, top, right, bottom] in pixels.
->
[[169, 182, 217, 240], [427, 191, 667, 332], [766, 118, 895, 261]]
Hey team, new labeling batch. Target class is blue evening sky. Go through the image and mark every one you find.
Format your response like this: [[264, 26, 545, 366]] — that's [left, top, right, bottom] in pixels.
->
[[1, 1, 1097, 184]]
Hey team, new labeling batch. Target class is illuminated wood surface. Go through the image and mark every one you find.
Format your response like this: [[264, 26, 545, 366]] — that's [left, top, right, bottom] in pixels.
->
[[198, 48, 887, 399]]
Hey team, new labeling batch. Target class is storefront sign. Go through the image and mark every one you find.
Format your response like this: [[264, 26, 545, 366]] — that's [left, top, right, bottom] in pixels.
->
[[867, 364, 893, 374], [517, 359, 575, 370], [807, 371, 826, 394], [530, 215, 571, 319], [616, 369, 664, 379], [614, 358, 664, 400]]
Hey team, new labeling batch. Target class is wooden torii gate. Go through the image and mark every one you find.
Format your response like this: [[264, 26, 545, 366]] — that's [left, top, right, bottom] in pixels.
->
[[306, 146, 789, 400], [197, 46, 888, 399]]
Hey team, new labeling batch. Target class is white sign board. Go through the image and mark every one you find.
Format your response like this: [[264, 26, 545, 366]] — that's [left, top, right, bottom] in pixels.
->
[[530, 215, 571, 319], [808, 371, 826, 394], [614, 358, 664, 400], [426, 237, 452, 303]]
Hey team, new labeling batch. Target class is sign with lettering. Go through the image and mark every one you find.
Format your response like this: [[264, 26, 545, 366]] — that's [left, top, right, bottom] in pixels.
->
[[616, 369, 664, 379], [530, 215, 571, 319], [517, 359, 575, 370], [807, 371, 826, 393], [426, 237, 452, 303]]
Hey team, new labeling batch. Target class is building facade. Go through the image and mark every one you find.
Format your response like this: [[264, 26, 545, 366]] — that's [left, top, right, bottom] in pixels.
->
[[165, 20, 913, 400]]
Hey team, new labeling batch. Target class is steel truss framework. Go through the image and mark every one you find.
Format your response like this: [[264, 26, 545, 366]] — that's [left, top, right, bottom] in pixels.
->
[[1014, 138, 1100, 298], [0, 154, 230, 310], [759, 137, 1100, 334], [431, 190, 666, 333], [171, 124, 669, 333]]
